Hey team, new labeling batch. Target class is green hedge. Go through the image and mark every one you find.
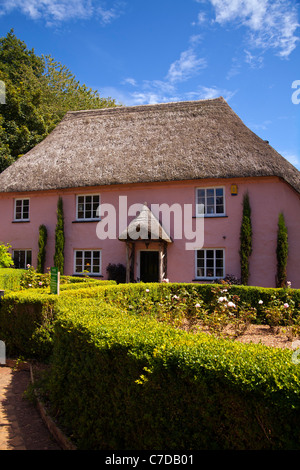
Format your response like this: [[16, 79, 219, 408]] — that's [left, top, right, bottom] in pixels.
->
[[1, 281, 299, 360], [59, 279, 116, 291], [0, 268, 25, 291], [59, 282, 300, 323], [0, 290, 59, 359], [44, 297, 300, 450]]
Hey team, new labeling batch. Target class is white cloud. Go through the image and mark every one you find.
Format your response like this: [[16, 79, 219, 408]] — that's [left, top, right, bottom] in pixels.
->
[[244, 49, 264, 68], [122, 78, 137, 86], [166, 48, 207, 83], [209, 0, 299, 57], [0, 0, 125, 25], [102, 81, 236, 107]]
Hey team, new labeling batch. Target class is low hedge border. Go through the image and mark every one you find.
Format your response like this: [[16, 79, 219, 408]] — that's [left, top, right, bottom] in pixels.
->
[[59, 282, 300, 323], [1, 281, 299, 360], [43, 297, 300, 450]]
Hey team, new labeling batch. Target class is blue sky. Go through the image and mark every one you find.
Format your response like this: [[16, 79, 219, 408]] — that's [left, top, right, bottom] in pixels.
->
[[0, 0, 299, 169]]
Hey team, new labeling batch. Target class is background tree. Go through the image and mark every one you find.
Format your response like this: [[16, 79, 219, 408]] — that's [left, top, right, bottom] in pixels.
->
[[0, 242, 13, 267], [0, 30, 116, 172], [54, 198, 64, 274], [276, 212, 288, 287], [239, 192, 252, 285], [37, 224, 48, 274]]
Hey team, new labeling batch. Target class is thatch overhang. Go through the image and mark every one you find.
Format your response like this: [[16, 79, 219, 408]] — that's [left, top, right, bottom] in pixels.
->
[[119, 203, 172, 243], [0, 97, 299, 194]]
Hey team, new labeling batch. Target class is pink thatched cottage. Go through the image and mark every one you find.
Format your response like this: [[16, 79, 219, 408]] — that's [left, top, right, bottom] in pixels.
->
[[0, 98, 299, 287]]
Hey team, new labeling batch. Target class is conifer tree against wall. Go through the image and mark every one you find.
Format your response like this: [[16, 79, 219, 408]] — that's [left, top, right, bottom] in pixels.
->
[[37, 224, 47, 273], [276, 212, 288, 287], [54, 197, 64, 274], [239, 192, 252, 285]]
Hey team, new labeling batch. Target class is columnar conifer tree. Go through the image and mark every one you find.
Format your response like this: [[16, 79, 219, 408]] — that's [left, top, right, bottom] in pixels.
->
[[54, 197, 64, 274], [276, 212, 288, 287], [37, 224, 47, 273], [239, 192, 252, 285]]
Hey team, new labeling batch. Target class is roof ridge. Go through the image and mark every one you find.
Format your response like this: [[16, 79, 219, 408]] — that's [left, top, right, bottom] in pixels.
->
[[64, 97, 227, 120]]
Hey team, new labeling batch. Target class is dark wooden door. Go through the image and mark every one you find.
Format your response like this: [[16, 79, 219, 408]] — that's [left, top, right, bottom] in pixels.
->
[[140, 251, 159, 282]]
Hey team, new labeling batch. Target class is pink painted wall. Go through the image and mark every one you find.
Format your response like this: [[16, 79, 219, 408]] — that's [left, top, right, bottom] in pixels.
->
[[0, 176, 299, 288]]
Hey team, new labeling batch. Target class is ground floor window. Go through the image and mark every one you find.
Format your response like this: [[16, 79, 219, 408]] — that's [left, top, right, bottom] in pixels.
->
[[196, 249, 224, 279], [74, 250, 101, 275], [13, 250, 32, 269]]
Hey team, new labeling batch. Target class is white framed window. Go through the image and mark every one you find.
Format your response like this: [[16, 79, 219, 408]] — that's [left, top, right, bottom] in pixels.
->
[[14, 198, 30, 221], [76, 194, 100, 220], [13, 250, 32, 269], [196, 187, 225, 216], [74, 250, 101, 275], [195, 249, 225, 279]]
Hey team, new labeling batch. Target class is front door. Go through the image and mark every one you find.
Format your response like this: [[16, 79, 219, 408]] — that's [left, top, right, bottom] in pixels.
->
[[140, 251, 159, 283]]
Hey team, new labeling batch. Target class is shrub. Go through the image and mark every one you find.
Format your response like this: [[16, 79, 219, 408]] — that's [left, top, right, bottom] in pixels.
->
[[0, 268, 25, 291], [239, 192, 252, 285], [20, 265, 50, 289], [276, 212, 288, 288], [0, 290, 58, 359], [106, 263, 126, 284], [54, 197, 64, 274], [0, 243, 14, 268], [37, 224, 48, 273]]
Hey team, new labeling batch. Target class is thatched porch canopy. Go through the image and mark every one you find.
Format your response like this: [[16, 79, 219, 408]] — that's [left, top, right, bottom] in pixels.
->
[[0, 97, 299, 194], [119, 203, 172, 243]]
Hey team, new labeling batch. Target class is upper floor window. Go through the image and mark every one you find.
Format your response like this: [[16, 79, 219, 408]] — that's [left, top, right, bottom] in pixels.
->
[[196, 187, 225, 216], [14, 198, 30, 221], [76, 194, 100, 221]]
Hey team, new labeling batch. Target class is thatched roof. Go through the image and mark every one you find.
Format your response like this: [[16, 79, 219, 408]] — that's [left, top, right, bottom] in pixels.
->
[[119, 203, 172, 243], [0, 97, 299, 193]]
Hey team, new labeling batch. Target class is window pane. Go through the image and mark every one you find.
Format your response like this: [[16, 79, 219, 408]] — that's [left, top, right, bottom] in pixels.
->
[[26, 251, 32, 266], [197, 267, 205, 277], [216, 188, 223, 197], [13, 251, 20, 269], [206, 268, 214, 277]]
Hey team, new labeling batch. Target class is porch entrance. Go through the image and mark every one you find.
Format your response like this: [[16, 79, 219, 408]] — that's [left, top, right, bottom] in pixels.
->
[[140, 251, 159, 283]]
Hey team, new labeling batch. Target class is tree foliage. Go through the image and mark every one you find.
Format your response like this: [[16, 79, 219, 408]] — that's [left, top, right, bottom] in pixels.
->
[[276, 212, 288, 288], [0, 242, 14, 267], [37, 224, 48, 274], [239, 192, 252, 285], [54, 197, 64, 274], [0, 29, 116, 172]]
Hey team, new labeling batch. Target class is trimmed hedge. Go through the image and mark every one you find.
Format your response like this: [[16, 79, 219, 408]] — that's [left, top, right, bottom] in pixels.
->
[[0, 268, 25, 291], [59, 282, 300, 323], [0, 290, 59, 359], [0, 280, 116, 359], [44, 297, 300, 450]]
